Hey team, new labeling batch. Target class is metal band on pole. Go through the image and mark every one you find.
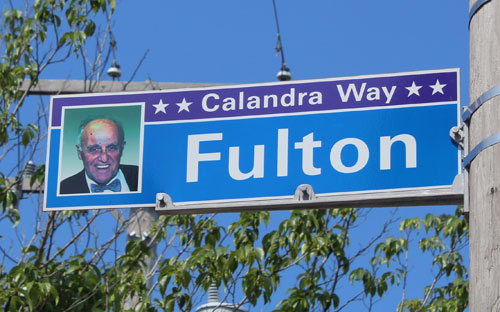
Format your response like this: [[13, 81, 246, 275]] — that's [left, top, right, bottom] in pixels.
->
[[463, 133, 500, 167], [469, 0, 492, 28], [462, 85, 500, 122]]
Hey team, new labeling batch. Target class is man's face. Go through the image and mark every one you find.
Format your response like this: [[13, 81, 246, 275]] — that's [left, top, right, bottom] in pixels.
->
[[77, 120, 124, 185]]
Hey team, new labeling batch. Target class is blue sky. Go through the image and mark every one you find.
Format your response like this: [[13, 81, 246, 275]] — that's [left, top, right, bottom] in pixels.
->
[[108, 0, 468, 85], [10, 0, 470, 310], [46, 0, 469, 88]]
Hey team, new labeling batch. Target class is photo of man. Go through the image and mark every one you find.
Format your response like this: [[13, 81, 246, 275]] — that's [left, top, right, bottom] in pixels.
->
[[58, 105, 143, 195]]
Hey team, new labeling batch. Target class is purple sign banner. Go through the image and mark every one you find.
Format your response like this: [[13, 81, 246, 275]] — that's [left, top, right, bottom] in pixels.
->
[[50, 69, 457, 127]]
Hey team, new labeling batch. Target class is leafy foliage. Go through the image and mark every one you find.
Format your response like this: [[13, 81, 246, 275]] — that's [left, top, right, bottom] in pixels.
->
[[0, 203, 469, 311]]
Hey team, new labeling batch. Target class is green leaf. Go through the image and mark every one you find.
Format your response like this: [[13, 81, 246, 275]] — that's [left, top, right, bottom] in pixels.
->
[[84, 21, 96, 36], [21, 127, 34, 146]]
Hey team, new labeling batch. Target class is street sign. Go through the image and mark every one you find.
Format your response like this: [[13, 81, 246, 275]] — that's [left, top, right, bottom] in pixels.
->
[[44, 69, 462, 213]]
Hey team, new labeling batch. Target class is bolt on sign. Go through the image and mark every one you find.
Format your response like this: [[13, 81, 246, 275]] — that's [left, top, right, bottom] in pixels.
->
[[44, 69, 462, 213]]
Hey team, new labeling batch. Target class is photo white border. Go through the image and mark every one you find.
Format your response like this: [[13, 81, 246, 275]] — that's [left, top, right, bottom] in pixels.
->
[[55, 102, 145, 196]]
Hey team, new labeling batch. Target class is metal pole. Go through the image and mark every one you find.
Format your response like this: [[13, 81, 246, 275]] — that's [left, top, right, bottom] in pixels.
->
[[20, 79, 220, 95], [123, 208, 159, 309], [468, 1, 500, 310]]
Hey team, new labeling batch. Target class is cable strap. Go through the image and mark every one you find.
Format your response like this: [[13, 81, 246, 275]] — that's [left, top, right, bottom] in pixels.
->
[[462, 86, 500, 122], [469, 0, 492, 28], [463, 133, 500, 168]]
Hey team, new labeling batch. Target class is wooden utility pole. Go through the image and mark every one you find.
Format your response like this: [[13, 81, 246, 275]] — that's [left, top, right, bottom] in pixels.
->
[[469, 0, 500, 310]]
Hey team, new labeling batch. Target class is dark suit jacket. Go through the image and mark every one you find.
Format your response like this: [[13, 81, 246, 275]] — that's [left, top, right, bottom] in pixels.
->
[[59, 165, 139, 194]]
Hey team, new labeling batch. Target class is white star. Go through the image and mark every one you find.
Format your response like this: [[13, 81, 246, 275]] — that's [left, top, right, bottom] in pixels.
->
[[430, 79, 447, 95], [153, 99, 169, 114], [405, 81, 422, 97], [176, 97, 193, 113]]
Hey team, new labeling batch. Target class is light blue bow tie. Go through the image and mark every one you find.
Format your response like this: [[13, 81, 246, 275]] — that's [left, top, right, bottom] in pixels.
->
[[91, 179, 121, 193]]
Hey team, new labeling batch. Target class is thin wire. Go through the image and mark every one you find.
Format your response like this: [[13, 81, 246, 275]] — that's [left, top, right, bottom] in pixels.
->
[[272, 0, 286, 67], [109, 32, 118, 64], [17, 110, 21, 176]]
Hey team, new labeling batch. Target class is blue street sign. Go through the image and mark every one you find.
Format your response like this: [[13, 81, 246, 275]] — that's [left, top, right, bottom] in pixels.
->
[[44, 69, 461, 212]]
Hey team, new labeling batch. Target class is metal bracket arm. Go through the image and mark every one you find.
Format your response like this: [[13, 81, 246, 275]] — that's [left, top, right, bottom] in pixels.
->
[[449, 125, 464, 150], [294, 184, 316, 201], [156, 193, 175, 211]]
